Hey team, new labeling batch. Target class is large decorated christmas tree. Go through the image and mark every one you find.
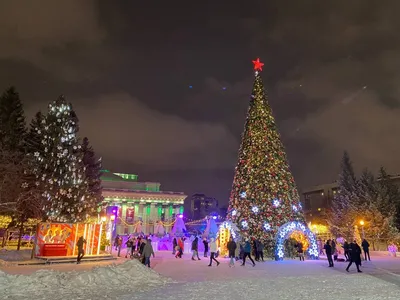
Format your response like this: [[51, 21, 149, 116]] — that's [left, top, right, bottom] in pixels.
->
[[227, 58, 304, 242]]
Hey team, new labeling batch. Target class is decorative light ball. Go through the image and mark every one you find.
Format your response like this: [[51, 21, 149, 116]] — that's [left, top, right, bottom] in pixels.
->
[[240, 191, 247, 199], [231, 209, 237, 216], [251, 206, 259, 213], [273, 199, 280, 207]]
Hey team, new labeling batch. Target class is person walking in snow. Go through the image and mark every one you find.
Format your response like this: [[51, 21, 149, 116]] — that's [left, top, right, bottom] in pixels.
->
[[253, 238, 259, 261], [125, 236, 133, 258], [208, 238, 220, 266], [324, 240, 334, 267], [203, 238, 209, 257], [343, 240, 350, 261], [346, 240, 362, 273], [296, 241, 304, 261], [114, 235, 122, 257], [172, 238, 177, 255], [257, 240, 264, 262], [241, 239, 255, 267], [191, 237, 201, 260], [175, 238, 184, 258], [143, 238, 155, 268], [227, 237, 237, 267], [76, 236, 86, 264]]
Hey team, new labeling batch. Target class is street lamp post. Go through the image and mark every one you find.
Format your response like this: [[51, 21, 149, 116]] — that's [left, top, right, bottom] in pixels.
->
[[359, 220, 365, 239]]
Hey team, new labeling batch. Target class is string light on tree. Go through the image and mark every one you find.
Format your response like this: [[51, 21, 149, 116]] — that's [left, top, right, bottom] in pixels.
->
[[240, 191, 247, 199]]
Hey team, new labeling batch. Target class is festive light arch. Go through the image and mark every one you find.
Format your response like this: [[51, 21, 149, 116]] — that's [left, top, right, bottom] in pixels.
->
[[275, 221, 319, 260], [217, 221, 240, 240]]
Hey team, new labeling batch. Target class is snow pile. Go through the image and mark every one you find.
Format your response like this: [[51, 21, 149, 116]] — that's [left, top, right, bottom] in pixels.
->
[[1, 259, 171, 300], [0, 249, 32, 263]]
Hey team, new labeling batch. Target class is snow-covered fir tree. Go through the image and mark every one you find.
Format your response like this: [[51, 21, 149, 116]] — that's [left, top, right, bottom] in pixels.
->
[[81, 137, 103, 211], [329, 151, 359, 239], [0, 87, 26, 152], [31, 95, 90, 222]]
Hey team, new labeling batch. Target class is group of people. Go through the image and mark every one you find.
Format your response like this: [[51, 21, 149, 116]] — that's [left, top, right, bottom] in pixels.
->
[[114, 234, 155, 267], [323, 238, 371, 273], [188, 236, 260, 267]]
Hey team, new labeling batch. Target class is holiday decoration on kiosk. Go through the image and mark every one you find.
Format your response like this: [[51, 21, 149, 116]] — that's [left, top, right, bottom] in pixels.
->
[[227, 58, 306, 246]]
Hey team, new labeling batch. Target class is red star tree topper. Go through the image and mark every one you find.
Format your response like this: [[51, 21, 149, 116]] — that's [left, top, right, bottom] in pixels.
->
[[252, 58, 264, 71]]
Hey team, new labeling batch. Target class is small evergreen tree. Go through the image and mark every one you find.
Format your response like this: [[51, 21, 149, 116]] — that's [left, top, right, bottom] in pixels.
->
[[31, 95, 89, 222], [329, 151, 359, 239], [81, 137, 103, 213], [376, 167, 399, 218], [0, 87, 26, 152]]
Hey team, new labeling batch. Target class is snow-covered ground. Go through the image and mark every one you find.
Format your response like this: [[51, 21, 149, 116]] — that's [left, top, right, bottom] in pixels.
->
[[1, 252, 400, 300], [1, 259, 170, 300]]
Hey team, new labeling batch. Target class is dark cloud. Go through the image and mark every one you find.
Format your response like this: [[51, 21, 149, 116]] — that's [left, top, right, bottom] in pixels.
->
[[0, 0, 106, 80], [24, 93, 239, 170], [1, 0, 400, 205]]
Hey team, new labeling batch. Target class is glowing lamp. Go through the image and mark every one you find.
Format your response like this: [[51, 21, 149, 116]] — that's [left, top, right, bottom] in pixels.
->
[[101, 216, 107, 222], [178, 214, 183, 219], [359, 220, 364, 226], [110, 215, 115, 221], [212, 216, 217, 220]]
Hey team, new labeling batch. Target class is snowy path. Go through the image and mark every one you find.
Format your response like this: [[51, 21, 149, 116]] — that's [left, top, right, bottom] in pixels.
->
[[1, 252, 400, 300], [129, 254, 400, 300]]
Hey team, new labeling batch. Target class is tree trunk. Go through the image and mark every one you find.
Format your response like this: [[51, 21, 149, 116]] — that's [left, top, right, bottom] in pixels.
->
[[17, 221, 24, 251]]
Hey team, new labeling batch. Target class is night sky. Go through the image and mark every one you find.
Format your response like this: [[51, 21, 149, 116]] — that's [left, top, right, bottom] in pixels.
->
[[1, 1, 400, 207]]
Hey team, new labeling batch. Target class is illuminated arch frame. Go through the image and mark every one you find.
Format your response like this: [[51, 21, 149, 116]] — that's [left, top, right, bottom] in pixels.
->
[[218, 221, 240, 241], [275, 221, 319, 260]]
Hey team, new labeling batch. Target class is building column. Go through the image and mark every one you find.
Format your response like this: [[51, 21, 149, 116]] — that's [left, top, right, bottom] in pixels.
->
[[150, 203, 157, 233]]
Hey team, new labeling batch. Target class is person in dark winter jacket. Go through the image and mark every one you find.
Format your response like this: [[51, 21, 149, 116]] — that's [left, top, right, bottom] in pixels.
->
[[296, 242, 304, 261], [343, 241, 350, 261], [253, 239, 259, 261], [241, 239, 255, 267], [346, 240, 362, 273], [227, 237, 237, 267], [76, 236, 86, 264], [142, 238, 155, 268], [191, 237, 201, 260], [203, 238, 209, 257], [257, 241, 264, 262], [324, 240, 334, 267], [361, 239, 371, 261], [172, 238, 177, 255], [139, 239, 147, 264]]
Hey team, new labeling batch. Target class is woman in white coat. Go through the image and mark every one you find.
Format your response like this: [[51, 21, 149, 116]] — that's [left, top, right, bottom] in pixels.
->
[[208, 238, 220, 267]]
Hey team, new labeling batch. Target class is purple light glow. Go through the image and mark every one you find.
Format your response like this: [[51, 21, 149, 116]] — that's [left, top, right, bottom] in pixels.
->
[[212, 216, 217, 220], [178, 214, 183, 218]]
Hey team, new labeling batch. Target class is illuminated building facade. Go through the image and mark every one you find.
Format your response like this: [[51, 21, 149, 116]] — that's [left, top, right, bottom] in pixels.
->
[[101, 170, 186, 235]]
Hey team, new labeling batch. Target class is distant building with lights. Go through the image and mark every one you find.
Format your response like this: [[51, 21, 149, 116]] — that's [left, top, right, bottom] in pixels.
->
[[301, 174, 400, 223], [101, 170, 186, 234], [188, 193, 219, 220]]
